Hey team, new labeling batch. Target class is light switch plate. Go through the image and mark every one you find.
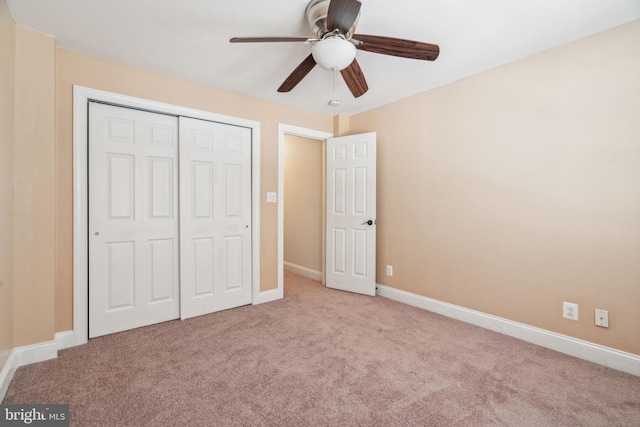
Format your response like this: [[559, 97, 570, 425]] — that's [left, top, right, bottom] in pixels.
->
[[266, 192, 277, 203]]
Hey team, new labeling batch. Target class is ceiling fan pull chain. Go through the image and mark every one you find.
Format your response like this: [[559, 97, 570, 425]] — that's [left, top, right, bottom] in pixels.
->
[[332, 67, 337, 93]]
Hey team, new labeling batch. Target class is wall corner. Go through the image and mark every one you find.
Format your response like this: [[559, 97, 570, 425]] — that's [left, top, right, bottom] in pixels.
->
[[332, 114, 350, 136]]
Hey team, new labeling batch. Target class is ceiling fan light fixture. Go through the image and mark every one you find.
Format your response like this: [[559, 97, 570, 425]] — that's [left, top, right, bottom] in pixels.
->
[[311, 36, 356, 70]]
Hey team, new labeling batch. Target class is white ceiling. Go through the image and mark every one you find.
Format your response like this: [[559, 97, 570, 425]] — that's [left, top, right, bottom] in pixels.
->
[[7, 0, 640, 116]]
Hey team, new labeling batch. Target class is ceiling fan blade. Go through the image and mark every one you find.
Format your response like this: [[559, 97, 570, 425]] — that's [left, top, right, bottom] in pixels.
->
[[230, 37, 311, 43], [352, 34, 440, 61], [340, 59, 368, 98], [327, 0, 362, 34], [278, 54, 317, 93]]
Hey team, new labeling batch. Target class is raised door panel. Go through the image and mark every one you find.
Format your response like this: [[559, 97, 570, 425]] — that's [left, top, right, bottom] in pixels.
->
[[106, 241, 136, 310], [192, 162, 214, 219], [149, 158, 174, 219], [331, 228, 347, 275], [193, 237, 215, 297], [108, 154, 135, 220], [149, 238, 176, 302]]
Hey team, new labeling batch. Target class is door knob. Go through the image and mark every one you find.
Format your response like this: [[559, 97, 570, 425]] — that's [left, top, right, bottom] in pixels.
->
[[361, 220, 373, 226]]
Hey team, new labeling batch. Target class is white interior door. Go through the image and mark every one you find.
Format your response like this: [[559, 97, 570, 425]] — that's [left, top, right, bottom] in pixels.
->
[[179, 117, 253, 319], [326, 132, 377, 296], [89, 103, 180, 338]]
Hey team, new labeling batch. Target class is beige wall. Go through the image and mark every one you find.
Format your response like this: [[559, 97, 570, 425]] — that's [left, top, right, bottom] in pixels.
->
[[284, 135, 323, 273], [13, 27, 56, 347], [350, 20, 640, 355], [0, 0, 15, 367], [54, 48, 333, 333]]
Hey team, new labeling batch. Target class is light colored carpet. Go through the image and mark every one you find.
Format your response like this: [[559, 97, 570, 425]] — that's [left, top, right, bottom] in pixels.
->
[[4, 271, 640, 426]]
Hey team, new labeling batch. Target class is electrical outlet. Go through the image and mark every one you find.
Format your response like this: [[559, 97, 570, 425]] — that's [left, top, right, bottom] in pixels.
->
[[595, 309, 609, 328], [386, 265, 393, 276], [563, 302, 579, 321]]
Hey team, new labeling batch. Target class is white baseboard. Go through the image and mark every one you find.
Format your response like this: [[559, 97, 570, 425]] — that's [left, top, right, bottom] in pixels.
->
[[284, 261, 322, 281], [0, 349, 18, 401], [55, 330, 75, 350], [0, 330, 76, 401], [376, 284, 640, 377], [1, 341, 57, 402], [16, 340, 58, 367]]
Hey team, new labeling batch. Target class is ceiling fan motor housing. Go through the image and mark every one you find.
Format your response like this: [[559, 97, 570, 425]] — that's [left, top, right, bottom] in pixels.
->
[[307, 0, 359, 38]]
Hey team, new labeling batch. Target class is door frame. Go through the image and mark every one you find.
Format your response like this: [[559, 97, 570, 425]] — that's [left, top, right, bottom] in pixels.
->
[[277, 124, 333, 292], [73, 85, 262, 346]]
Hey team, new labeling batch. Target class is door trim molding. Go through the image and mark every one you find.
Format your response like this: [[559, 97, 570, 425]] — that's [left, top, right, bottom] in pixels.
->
[[278, 124, 333, 295], [73, 85, 261, 346]]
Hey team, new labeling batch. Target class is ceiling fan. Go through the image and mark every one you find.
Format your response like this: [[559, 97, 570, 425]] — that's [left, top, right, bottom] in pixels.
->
[[230, 0, 439, 98]]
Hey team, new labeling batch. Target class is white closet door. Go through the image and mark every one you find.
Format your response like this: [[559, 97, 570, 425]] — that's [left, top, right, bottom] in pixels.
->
[[179, 117, 252, 319], [89, 103, 179, 338]]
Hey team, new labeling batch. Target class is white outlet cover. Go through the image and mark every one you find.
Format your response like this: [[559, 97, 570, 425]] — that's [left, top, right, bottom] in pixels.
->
[[563, 302, 579, 321]]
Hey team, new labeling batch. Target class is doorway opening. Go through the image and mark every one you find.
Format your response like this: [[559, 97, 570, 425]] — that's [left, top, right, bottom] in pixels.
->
[[277, 125, 332, 294], [283, 134, 324, 283]]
